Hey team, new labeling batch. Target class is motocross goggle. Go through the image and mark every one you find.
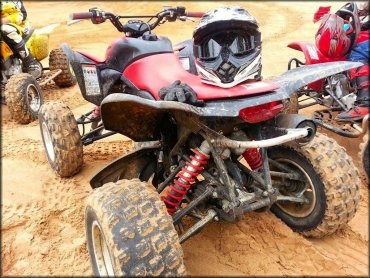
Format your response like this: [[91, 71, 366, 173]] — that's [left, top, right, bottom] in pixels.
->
[[194, 31, 261, 60]]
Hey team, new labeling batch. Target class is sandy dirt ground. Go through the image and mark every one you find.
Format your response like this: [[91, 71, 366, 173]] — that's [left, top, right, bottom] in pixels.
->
[[1, 1, 369, 276]]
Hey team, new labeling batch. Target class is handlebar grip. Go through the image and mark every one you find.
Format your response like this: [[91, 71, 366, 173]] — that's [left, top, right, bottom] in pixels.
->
[[186, 11, 204, 18], [70, 12, 93, 20]]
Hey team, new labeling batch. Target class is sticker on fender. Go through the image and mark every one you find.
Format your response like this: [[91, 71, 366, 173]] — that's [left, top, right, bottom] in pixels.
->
[[82, 64, 101, 96]]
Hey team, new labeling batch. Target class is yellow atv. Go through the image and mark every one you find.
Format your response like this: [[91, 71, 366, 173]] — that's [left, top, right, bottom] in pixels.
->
[[1, 24, 76, 124]]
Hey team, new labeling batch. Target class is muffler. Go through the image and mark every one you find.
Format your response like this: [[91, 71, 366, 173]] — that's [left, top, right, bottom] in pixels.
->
[[276, 114, 317, 145]]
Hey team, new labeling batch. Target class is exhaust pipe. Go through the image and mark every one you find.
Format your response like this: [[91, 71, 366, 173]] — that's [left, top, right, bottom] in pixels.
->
[[275, 114, 317, 145]]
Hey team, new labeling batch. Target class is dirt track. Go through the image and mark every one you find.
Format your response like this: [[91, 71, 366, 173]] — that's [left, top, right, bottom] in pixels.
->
[[1, 1, 369, 276]]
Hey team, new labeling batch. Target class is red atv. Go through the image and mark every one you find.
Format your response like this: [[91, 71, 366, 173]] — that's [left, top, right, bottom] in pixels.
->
[[38, 7, 203, 177], [39, 7, 362, 275], [286, 2, 369, 182]]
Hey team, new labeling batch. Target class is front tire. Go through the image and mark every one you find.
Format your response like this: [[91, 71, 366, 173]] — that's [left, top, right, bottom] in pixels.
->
[[85, 179, 185, 276], [49, 48, 76, 87], [269, 133, 361, 238], [5, 73, 43, 124], [38, 101, 83, 177]]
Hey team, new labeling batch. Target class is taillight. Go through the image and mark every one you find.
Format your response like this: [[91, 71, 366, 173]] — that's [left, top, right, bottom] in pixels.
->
[[239, 101, 284, 123]]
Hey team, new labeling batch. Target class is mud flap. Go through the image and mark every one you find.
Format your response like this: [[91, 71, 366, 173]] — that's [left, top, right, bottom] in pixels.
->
[[90, 144, 159, 189]]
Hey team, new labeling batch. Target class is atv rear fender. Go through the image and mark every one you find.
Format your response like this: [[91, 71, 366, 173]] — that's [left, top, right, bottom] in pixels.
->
[[273, 60, 363, 95], [288, 41, 321, 65], [99, 61, 363, 141], [288, 41, 326, 91], [89, 141, 160, 188]]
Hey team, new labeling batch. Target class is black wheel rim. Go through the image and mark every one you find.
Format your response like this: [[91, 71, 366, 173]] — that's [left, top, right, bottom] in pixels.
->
[[271, 158, 316, 218]]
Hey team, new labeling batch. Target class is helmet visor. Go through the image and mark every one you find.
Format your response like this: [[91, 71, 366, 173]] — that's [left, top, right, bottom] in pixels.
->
[[197, 38, 222, 59], [229, 36, 254, 55], [195, 32, 257, 60]]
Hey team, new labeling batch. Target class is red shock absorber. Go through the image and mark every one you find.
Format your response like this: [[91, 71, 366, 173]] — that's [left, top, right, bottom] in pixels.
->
[[242, 148, 262, 170], [163, 145, 210, 215]]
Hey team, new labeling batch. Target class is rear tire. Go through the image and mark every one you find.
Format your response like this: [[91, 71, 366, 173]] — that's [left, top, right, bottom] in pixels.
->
[[49, 48, 76, 87], [269, 133, 361, 238], [359, 133, 369, 184], [85, 179, 185, 276], [5, 73, 43, 124], [38, 101, 83, 177]]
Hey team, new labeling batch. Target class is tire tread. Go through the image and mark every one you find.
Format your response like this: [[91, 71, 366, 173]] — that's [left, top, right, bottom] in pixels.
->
[[49, 48, 76, 87], [4, 73, 42, 124], [286, 133, 361, 237], [38, 101, 83, 177], [86, 179, 186, 276]]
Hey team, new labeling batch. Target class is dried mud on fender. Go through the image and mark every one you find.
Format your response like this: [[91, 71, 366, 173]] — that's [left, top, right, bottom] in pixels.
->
[[273, 61, 364, 96]]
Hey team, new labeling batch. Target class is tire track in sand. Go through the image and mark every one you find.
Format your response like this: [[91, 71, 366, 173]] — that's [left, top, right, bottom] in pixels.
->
[[183, 212, 367, 276], [2, 176, 92, 275], [2, 137, 133, 164]]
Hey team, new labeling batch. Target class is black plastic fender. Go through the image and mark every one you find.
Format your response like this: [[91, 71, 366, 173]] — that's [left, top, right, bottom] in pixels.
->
[[272, 61, 363, 96], [60, 43, 75, 62], [60, 43, 106, 105], [100, 61, 363, 141], [89, 142, 160, 188], [60, 43, 127, 105]]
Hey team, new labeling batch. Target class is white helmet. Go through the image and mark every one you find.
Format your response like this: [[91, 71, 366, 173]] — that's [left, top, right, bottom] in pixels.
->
[[193, 7, 262, 88]]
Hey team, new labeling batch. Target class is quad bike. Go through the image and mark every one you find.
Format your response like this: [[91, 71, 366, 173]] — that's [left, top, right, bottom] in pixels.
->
[[41, 7, 362, 276], [285, 2, 369, 183], [1, 23, 76, 124], [38, 7, 204, 177]]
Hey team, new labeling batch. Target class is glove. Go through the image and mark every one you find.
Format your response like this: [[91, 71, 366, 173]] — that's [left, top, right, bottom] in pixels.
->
[[159, 80, 204, 107], [89, 8, 106, 24]]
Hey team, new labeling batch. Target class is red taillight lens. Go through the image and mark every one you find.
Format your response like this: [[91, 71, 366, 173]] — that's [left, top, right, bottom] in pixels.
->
[[239, 101, 284, 123]]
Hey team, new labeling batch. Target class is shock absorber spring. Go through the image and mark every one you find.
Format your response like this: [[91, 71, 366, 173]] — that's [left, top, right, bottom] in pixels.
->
[[163, 142, 210, 215], [242, 148, 262, 170]]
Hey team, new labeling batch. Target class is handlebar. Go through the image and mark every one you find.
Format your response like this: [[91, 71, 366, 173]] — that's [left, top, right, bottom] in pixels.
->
[[69, 7, 204, 37], [70, 12, 93, 20], [186, 11, 204, 18]]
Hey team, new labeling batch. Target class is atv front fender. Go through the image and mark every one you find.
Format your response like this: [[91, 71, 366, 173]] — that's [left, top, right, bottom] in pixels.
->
[[60, 43, 107, 105], [89, 141, 160, 189], [60, 43, 76, 63]]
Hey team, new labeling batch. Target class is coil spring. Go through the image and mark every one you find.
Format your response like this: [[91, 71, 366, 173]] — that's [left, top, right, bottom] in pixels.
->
[[242, 148, 262, 170], [162, 148, 210, 214]]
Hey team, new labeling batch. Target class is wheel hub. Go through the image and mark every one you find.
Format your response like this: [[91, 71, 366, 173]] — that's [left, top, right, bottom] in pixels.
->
[[26, 84, 41, 113], [272, 158, 316, 218], [41, 122, 56, 163]]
